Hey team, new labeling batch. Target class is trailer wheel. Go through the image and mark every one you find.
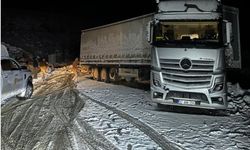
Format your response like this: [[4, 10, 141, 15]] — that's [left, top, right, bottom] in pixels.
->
[[88, 67, 92, 74], [93, 68, 99, 80], [109, 68, 118, 81], [101, 68, 107, 82]]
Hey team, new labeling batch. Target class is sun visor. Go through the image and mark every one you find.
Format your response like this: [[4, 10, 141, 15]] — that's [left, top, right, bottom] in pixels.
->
[[158, 0, 220, 13]]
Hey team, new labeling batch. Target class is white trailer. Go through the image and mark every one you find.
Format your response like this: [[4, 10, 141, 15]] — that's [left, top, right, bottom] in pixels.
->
[[80, 14, 153, 82]]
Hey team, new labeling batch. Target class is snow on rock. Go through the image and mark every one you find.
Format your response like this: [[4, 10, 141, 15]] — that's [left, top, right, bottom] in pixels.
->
[[227, 82, 250, 119], [244, 96, 250, 105], [1, 42, 33, 64]]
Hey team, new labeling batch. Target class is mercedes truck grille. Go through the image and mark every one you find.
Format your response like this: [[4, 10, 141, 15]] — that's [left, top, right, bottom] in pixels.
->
[[160, 59, 214, 88]]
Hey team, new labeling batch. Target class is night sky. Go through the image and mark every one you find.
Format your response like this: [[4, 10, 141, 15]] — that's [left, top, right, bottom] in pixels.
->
[[2, 0, 248, 49], [1, 0, 245, 21], [2, 0, 250, 87], [1, 0, 157, 58], [2, 0, 247, 44], [2, 0, 157, 27]]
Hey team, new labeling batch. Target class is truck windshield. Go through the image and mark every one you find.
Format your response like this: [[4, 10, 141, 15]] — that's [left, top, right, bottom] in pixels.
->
[[153, 21, 221, 48]]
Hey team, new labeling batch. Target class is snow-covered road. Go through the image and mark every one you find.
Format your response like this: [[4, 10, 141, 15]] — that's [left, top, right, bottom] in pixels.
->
[[77, 76, 250, 150], [1, 71, 85, 150], [1, 68, 249, 150]]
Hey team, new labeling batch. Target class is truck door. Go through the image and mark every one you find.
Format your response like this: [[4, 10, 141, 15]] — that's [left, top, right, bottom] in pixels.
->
[[223, 6, 241, 69]]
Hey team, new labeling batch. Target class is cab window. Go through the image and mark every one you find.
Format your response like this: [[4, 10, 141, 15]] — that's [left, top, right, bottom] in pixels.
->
[[1, 59, 20, 71]]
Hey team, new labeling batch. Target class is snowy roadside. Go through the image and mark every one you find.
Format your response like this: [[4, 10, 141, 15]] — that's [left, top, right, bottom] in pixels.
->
[[227, 83, 250, 120], [76, 76, 250, 150]]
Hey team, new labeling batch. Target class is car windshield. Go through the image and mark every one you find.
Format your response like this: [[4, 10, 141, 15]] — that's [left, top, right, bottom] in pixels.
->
[[153, 21, 221, 48]]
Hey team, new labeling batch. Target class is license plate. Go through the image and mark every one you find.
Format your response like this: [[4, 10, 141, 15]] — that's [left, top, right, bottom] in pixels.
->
[[176, 99, 196, 105]]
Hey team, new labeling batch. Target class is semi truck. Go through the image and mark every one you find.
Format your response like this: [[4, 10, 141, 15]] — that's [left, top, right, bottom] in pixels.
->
[[80, 0, 241, 110]]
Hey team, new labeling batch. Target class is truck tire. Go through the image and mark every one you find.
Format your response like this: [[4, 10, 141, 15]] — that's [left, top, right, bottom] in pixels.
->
[[17, 81, 33, 100], [92, 68, 98, 80], [92, 67, 101, 81], [101, 67, 110, 83], [101, 68, 107, 81], [87, 66, 92, 74], [109, 68, 119, 81]]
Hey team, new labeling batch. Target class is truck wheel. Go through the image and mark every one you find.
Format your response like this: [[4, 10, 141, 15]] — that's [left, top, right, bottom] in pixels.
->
[[92, 68, 98, 80], [17, 81, 33, 100], [92, 67, 101, 81], [101, 68, 107, 81], [109, 68, 118, 81], [101, 68, 110, 82], [87, 67, 92, 74]]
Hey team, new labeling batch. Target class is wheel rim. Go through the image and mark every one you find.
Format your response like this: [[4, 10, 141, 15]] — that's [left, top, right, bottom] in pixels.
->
[[109, 68, 117, 80]]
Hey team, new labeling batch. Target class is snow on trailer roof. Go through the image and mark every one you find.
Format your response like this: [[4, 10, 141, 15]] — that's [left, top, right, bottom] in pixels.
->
[[81, 13, 154, 32], [1, 44, 9, 57]]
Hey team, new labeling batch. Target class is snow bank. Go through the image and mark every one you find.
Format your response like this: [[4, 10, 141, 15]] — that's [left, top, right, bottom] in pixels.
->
[[227, 83, 250, 120]]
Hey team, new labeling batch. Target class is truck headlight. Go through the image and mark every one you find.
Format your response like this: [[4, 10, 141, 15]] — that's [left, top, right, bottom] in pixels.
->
[[152, 73, 161, 87], [213, 83, 224, 92], [210, 77, 224, 93], [153, 78, 161, 87]]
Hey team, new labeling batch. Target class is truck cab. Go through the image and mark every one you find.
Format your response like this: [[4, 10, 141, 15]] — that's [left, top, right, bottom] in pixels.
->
[[148, 0, 241, 109], [1, 44, 33, 101]]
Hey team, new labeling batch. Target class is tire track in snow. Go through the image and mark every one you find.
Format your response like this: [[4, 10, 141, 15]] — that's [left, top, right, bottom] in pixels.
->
[[79, 92, 179, 150], [1, 72, 80, 150], [1, 73, 74, 114], [33, 73, 115, 149], [71, 117, 119, 150]]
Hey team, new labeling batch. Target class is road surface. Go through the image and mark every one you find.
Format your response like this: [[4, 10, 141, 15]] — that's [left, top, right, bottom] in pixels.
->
[[1, 68, 249, 150]]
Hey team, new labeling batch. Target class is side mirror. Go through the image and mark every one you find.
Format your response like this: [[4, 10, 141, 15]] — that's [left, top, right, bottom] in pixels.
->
[[223, 20, 232, 46], [223, 6, 241, 69], [147, 21, 153, 44]]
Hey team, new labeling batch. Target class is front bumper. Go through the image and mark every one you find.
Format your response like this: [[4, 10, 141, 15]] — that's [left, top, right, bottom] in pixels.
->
[[151, 71, 227, 110]]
